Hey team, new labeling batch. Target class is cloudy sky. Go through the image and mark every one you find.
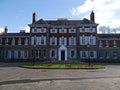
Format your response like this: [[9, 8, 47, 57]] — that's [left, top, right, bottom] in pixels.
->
[[0, 0, 120, 33]]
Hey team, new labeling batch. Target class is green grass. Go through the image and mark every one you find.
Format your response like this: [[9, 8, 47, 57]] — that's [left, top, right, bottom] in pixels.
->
[[21, 64, 105, 69]]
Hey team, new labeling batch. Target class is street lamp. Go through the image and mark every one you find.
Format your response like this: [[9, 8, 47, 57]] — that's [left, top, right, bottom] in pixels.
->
[[87, 43, 90, 66], [33, 35, 36, 65]]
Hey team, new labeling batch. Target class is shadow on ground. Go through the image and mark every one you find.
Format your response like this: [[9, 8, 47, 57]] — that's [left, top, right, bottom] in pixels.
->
[[0, 76, 120, 86]]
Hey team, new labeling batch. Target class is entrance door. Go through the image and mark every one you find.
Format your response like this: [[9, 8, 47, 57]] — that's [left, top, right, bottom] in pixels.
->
[[61, 51, 65, 61]]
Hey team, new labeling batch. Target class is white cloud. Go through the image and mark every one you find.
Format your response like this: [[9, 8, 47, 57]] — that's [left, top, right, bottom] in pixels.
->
[[20, 26, 30, 32], [72, 0, 120, 28], [0, 28, 4, 33]]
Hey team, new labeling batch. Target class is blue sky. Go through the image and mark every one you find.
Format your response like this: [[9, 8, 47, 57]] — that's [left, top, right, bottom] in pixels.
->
[[0, 0, 120, 33]]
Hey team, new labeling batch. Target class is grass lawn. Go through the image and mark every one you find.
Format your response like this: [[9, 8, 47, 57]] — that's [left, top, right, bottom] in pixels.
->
[[21, 64, 105, 69]]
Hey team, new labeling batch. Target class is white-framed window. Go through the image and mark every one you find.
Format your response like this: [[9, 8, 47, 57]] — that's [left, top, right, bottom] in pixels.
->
[[113, 40, 117, 47], [50, 37, 57, 45], [12, 38, 15, 45], [18, 38, 21, 45], [5, 38, 8, 45], [80, 51, 87, 58], [80, 35, 96, 45], [41, 37, 44, 45], [32, 28, 37, 33], [69, 28, 76, 33], [32, 28, 46, 33], [80, 28, 85, 32], [70, 50, 76, 58], [99, 40, 102, 47], [106, 40, 109, 47], [31, 37, 34, 45], [50, 29, 57, 33], [32, 36, 46, 45], [25, 38, 29, 45], [80, 35, 85, 45], [43, 50, 46, 57], [89, 28, 95, 32], [80, 28, 95, 32], [59, 28, 67, 33], [59, 36, 67, 45], [0, 38, 2, 45], [69, 36, 76, 45], [40, 28, 46, 33], [90, 36, 93, 44], [50, 49, 56, 58], [106, 52, 110, 59]]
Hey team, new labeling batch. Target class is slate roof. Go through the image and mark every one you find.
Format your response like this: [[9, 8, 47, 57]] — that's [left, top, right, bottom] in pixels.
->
[[33, 18, 96, 25], [0, 32, 30, 37], [98, 34, 120, 38]]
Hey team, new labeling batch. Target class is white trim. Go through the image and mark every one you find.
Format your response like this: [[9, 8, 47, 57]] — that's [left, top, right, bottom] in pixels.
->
[[58, 45, 67, 61]]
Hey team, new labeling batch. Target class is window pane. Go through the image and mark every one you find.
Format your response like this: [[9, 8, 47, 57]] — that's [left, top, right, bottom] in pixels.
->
[[71, 51, 74, 57], [82, 51, 86, 57]]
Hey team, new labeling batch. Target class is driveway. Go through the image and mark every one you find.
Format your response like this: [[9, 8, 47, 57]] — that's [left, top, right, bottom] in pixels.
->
[[0, 63, 120, 90]]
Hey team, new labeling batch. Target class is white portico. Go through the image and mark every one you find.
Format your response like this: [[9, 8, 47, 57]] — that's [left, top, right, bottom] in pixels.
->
[[58, 45, 67, 61]]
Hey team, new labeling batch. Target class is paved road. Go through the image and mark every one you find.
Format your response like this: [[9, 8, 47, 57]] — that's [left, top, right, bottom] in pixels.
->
[[0, 63, 120, 90]]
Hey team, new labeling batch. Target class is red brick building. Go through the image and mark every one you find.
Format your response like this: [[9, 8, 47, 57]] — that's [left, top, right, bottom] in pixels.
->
[[0, 11, 119, 62]]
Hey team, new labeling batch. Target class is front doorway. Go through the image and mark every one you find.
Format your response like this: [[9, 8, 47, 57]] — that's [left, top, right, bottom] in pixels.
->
[[58, 45, 67, 61], [61, 50, 65, 61]]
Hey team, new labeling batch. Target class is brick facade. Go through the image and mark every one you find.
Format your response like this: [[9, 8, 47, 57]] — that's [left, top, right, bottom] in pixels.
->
[[0, 12, 120, 62]]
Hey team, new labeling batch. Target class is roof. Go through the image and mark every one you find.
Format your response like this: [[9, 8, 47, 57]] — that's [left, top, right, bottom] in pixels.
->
[[98, 34, 120, 38], [32, 18, 97, 26], [0, 32, 30, 37]]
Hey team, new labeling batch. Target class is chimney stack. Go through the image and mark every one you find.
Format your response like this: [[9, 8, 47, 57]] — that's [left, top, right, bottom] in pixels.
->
[[4, 26, 8, 33], [90, 11, 95, 22], [32, 12, 37, 23]]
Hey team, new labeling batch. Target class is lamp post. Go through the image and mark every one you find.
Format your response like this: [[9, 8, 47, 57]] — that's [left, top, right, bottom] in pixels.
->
[[87, 43, 90, 66], [33, 35, 36, 65]]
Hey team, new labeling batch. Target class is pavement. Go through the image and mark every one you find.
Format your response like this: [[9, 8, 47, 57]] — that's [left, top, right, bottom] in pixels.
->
[[0, 63, 120, 90]]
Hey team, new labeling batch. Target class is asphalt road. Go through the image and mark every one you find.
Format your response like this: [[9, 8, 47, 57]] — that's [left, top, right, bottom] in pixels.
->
[[0, 63, 120, 90]]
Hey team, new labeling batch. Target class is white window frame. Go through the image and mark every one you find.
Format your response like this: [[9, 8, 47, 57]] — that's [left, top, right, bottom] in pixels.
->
[[5, 38, 8, 45], [12, 38, 15, 46], [50, 37, 57, 45], [50, 29, 57, 33], [59, 29, 67, 33], [99, 40, 102, 47], [69, 28, 76, 33], [69, 37, 76, 45], [113, 40, 117, 47], [80, 28, 85, 32], [18, 38, 21, 45], [106, 40, 109, 47], [59, 37, 67, 45]]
